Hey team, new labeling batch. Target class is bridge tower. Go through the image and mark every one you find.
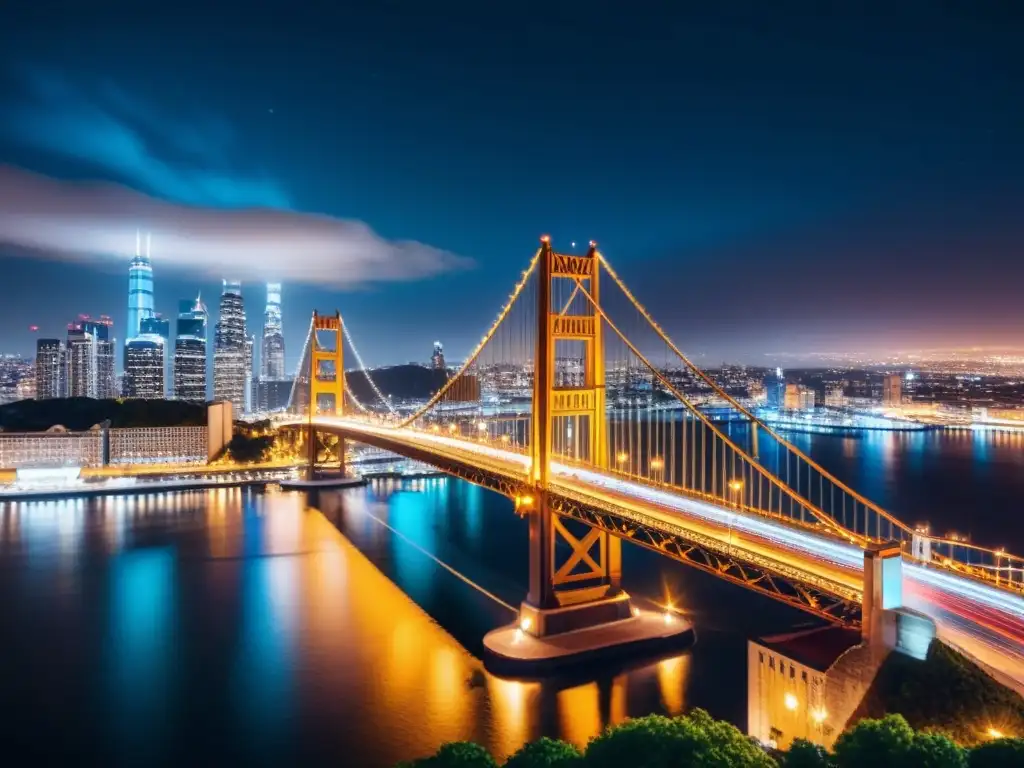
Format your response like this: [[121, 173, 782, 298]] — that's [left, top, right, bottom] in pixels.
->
[[307, 311, 345, 474], [520, 237, 633, 636]]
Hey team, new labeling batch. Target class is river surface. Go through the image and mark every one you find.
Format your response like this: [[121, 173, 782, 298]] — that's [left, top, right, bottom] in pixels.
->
[[1, 428, 1022, 766]]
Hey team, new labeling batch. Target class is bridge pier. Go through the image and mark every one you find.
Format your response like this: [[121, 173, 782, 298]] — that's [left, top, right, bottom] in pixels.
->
[[483, 238, 693, 675]]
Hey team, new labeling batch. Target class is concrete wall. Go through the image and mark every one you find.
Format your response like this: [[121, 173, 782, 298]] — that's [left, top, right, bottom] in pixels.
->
[[747, 642, 831, 750], [207, 401, 233, 461]]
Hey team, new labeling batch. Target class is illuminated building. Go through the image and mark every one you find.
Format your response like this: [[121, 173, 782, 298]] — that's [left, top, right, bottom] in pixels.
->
[[882, 374, 902, 407], [823, 386, 846, 408], [432, 341, 446, 370], [34, 338, 64, 399], [66, 316, 116, 399], [141, 316, 172, 397], [260, 283, 285, 380], [245, 334, 255, 414], [123, 335, 166, 398], [126, 231, 156, 341], [764, 368, 785, 408], [257, 378, 294, 412], [174, 295, 208, 403], [213, 280, 248, 411], [783, 383, 815, 411]]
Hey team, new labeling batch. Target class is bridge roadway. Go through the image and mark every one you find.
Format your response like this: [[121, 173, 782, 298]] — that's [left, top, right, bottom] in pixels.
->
[[288, 416, 1024, 693]]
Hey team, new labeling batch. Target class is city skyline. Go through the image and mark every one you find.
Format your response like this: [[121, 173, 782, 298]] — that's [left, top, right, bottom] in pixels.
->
[[0, 4, 1022, 366]]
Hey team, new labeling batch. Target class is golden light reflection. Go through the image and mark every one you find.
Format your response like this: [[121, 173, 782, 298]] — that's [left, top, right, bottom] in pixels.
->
[[557, 681, 602, 748], [656, 655, 689, 715], [487, 676, 539, 760]]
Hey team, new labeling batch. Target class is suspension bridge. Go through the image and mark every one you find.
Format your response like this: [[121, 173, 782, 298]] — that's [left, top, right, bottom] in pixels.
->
[[277, 237, 1024, 683]]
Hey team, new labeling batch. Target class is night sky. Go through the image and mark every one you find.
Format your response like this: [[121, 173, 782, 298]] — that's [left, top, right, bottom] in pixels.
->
[[0, 1, 1022, 370]]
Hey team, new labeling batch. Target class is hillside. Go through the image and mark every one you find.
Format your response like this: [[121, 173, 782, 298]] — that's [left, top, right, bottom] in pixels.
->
[[0, 398, 208, 432]]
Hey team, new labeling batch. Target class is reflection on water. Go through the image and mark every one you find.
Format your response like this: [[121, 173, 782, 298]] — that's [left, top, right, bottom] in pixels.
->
[[0, 488, 695, 766], [0, 428, 1020, 765]]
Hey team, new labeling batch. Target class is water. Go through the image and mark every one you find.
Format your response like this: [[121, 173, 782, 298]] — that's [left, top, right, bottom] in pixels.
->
[[1, 428, 1022, 765]]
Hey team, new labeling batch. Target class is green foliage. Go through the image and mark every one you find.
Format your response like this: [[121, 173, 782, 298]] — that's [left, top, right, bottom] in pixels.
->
[[967, 737, 1024, 768], [782, 738, 830, 768], [853, 640, 1024, 746], [584, 709, 775, 768], [908, 732, 967, 768], [503, 737, 582, 768], [833, 714, 915, 768], [405, 742, 497, 768], [227, 433, 274, 463]]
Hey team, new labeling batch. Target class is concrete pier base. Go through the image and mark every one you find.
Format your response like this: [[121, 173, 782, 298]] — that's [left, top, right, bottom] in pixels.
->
[[483, 608, 695, 677]]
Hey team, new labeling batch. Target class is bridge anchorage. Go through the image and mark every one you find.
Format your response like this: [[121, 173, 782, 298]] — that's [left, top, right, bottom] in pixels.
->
[[278, 234, 1024, 684]]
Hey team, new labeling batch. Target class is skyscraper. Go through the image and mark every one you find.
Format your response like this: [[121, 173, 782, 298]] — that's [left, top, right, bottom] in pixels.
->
[[882, 374, 902, 407], [66, 316, 116, 399], [126, 232, 156, 341], [261, 283, 285, 380], [213, 280, 247, 411], [35, 338, 64, 399], [174, 294, 208, 403], [141, 316, 172, 397], [432, 341, 446, 370], [123, 335, 166, 398], [244, 334, 255, 414]]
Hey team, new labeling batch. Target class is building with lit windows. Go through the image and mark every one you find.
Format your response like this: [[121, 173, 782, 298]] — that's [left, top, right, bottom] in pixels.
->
[[123, 335, 166, 398], [882, 374, 902, 407], [432, 341, 446, 370], [764, 368, 785, 408], [35, 338, 64, 399], [213, 280, 248, 411], [174, 295, 208, 403], [65, 317, 116, 399], [126, 231, 155, 341], [260, 283, 285, 380]]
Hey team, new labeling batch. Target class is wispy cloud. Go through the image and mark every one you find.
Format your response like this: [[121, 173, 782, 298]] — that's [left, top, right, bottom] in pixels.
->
[[0, 166, 470, 286], [1, 69, 288, 208]]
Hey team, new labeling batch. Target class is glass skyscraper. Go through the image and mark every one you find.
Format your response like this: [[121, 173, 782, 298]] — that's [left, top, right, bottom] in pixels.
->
[[123, 335, 166, 399], [260, 283, 285, 380], [66, 317, 116, 399], [213, 281, 248, 412], [35, 338, 64, 399], [174, 294, 208, 403], [126, 232, 156, 341]]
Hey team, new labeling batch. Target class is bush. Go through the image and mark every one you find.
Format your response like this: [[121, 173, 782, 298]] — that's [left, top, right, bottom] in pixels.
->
[[782, 739, 830, 768], [400, 741, 498, 768], [503, 737, 582, 768], [968, 737, 1024, 768], [833, 715, 915, 768], [584, 710, 775, 768], [908, 732, 967, 768], [227, 433, 273, 463]]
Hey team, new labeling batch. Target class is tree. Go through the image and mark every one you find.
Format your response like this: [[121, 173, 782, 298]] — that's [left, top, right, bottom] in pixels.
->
[[782, 739, 831, 768], [908, 732, 967, 768], [503, 737, 582, 768], [227, 433, 273, 463], [584, 710, 776, 768], [833, 714, 915, 768], [400, 742, 498, 768], [968, 737, 1024, 768]]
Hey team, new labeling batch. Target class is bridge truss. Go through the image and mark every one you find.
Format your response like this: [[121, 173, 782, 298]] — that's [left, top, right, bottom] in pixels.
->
[[284, 237, 1024, 629]]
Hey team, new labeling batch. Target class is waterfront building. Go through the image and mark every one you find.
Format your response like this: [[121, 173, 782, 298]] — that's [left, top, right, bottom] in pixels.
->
[[126, 231, 156, 341], [260, 283, 285, 380], [431, 341, 446, 370], [174, 295, 208, 403], [34, 338, 64, 399], [123, 335, 166, 398], [213, 281, 248, 411], [66, 316, 116, 399], [882, 374, 902, 407], [764, 368, 785, 408], [823, 386, 846, 408], [783, 383, 815, 411]]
